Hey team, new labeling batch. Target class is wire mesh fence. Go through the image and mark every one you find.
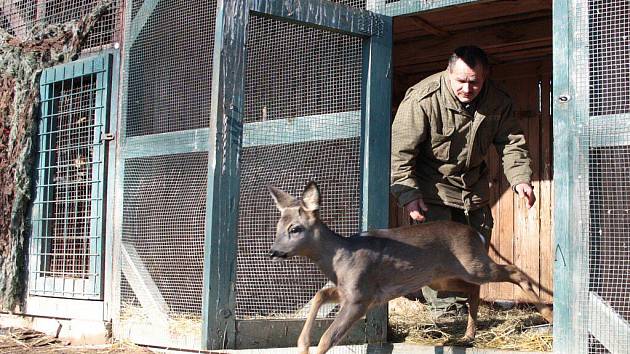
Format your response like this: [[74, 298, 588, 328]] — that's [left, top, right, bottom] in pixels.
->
[[236, 13, 363, 320], [588, 0, 630, 117], [124, 0, 216, 137], [120, 152, 207, 342], [0, 0, 121, 50], [117, 0, 217, 348], [575, 1, 630, 353]]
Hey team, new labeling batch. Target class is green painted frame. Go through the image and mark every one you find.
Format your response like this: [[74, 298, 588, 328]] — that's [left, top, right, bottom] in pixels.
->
[[558, 1, 630, 353], [551, 0, 576, 352], [202, 0, 392, 349], [30, 52, 114, 299]]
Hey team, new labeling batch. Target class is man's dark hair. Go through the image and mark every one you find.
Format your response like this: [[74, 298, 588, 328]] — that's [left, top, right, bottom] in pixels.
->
[[448, 45, 489, 71]]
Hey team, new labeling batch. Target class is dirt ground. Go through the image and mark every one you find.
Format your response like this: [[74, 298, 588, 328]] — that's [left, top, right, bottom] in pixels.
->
[[1, 299, 552, 353], [0, 327, 153, 354]]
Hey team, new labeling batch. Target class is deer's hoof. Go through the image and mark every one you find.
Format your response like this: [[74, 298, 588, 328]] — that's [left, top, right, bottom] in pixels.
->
[[458, 335, 475, 347], [541, 307, 553, 323]]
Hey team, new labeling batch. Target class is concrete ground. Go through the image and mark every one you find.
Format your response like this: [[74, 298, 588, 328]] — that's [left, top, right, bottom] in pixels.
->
[[157, 344, 542, 354]]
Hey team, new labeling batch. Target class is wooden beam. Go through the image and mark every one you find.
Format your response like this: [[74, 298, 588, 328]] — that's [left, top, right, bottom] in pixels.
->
[[396, 10, 551, 43], [394, 16, 551, 68], [126, 0, 159, 49], [361, 14, 392, 344], [202, 0, 247, 348], [588, 292, 630, 353], [121, 242, 170, 329], [235, 319, 367, 349], [250, 0, 378, 37], [552, 0, 577, 350], [409, 17, 450, 38], [243, 111, 361, 147], [588, 114, 630, 147]]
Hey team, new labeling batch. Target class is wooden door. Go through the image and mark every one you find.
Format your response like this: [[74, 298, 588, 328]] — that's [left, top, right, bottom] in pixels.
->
[[481, 60, 553, 304]]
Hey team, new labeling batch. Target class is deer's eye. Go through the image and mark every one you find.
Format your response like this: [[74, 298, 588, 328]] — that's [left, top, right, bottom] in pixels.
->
[[289, 225, 304, 234]]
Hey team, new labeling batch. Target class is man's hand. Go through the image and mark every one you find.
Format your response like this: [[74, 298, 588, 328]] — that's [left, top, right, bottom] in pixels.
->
[[405, 198, 429, 222], [515, 183, 536, 209]]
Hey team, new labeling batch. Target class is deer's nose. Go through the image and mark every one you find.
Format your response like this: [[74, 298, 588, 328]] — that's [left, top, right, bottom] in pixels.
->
[[269, 249, 288, 259]]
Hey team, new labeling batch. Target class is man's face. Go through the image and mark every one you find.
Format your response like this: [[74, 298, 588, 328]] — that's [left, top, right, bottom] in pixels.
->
[[448, 58, 486, 103]]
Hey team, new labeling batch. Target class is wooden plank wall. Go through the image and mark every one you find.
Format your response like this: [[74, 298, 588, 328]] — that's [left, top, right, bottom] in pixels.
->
[[480, 60, 553, 303]]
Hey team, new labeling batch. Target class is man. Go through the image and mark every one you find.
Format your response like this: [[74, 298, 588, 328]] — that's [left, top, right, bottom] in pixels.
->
[[390, 46, 535, 316]]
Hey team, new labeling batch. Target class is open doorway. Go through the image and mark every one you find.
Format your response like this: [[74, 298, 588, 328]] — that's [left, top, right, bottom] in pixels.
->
[[389, 1, 553, 305]]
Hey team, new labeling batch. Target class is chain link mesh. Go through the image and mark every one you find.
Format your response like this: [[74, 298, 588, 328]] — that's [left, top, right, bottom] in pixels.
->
[[236, 14, 363, 320]]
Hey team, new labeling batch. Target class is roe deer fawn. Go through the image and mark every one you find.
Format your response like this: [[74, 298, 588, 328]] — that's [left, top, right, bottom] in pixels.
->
[[268, 181, 552, 354]]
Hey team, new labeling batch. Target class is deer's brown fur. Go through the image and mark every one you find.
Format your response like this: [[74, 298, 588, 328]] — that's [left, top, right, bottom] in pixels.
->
[[268, 182, 552, 354]]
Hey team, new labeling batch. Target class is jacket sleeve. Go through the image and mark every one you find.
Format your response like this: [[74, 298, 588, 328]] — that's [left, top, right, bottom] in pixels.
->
[[493, 103, 532, 188], [390, 94, 428, 207]]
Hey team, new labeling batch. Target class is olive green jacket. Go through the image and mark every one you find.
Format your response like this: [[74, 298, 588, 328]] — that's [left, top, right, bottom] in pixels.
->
[[390, 70, 532, 210]]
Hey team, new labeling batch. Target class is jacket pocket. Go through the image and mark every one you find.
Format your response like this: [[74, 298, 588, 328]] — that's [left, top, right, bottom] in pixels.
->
[[430, 133, 452, 162]]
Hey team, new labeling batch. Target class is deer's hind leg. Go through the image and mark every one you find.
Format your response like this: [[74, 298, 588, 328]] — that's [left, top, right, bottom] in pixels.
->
[[498, 264, 553, 323], [462, 263, 553, 323], [432, 279, 480, 342], [298, 287, 339, 354]]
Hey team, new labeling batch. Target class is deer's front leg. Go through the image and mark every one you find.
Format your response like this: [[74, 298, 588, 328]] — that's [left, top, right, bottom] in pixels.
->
[[298, 287, 339, 354], [316, 301, 368, 354]]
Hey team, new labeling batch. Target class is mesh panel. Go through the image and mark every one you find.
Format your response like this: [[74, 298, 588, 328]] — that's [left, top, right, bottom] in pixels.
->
[[589, 335, 611, 354], [124, 0, 216, 136], [118, 0, 216, 348], [131, 0, 144, 21], [332, 0, 366, 9], [576, 1, 630, 353], [0, 0, 121, 49], [589, 0, 630, 116], [46, 76, 98, 279], [587, 145, 630, 327], [236, 14, 363, 320], [121, 152, 207, 327]]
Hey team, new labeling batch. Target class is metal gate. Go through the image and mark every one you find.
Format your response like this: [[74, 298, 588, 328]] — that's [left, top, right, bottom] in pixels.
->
[[554, 1, 630, 353]]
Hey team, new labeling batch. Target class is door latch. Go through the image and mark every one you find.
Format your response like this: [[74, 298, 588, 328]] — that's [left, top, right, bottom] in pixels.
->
[[101, 132, 115, 141]]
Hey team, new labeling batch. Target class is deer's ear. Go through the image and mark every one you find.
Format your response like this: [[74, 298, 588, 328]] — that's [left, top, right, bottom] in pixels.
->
[[301, 181, 320, 211], [267, 185, 294, 211]]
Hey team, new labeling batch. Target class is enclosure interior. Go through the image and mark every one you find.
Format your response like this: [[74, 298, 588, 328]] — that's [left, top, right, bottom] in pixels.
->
[[390, 1, 554, 304]]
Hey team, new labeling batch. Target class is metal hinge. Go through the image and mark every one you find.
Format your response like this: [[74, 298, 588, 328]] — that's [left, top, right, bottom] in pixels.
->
[[101, 132, 115, 141]]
